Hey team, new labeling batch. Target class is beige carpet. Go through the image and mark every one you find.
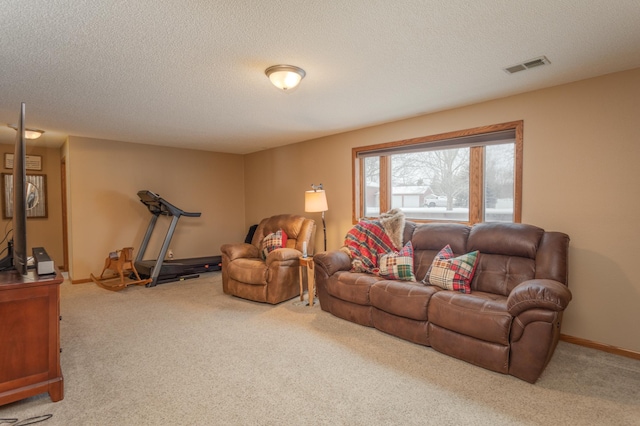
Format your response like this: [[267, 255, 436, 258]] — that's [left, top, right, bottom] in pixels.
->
[[1, 272, 639, 425]]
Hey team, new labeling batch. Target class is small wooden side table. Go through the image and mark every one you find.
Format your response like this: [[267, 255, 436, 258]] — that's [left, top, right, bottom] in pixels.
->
[[298, 256, 315, 307]]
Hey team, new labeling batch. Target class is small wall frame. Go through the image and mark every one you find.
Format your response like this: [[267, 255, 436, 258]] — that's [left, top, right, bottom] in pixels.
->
[[2, 173, 48, 219], [4, 153, 43, 171]]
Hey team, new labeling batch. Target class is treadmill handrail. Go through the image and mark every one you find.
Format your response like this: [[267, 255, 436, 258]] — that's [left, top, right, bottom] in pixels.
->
[[137, 190, 201, 218]]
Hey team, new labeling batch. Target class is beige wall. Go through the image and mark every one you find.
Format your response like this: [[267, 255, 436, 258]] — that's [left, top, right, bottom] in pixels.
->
[[0, 144, 64, 267], [244, 68, 640, 353], [66, 137, 245, 280], [61, 68, 639, 352]]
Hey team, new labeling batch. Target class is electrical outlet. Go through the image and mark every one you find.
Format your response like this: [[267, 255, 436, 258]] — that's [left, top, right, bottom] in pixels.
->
[[168, 249, 174, 259]]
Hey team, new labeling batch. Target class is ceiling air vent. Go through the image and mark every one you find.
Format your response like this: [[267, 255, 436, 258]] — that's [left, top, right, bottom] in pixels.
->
[[504, 56, 551, 74]]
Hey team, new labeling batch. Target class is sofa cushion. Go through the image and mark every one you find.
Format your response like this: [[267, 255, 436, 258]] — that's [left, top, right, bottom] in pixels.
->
[[227, 258, 268, 285], [467, 223, 543, 259], [423, 245, 479, 293], [411, 223, 471, 279], [472, 254, 536, 296], [378, 242, 416, 282], [411, 223, 470, 254], [370, 280, 439, 321], [428, 291, 511, 345], [325, 271, 385, 306], [260, 229, 288, 260]]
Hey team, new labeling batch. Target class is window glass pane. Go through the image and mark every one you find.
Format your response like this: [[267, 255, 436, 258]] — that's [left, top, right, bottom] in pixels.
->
[[484, 143, 514, 222], [363, 156, 380, 217], [390, 148, 469, 221], [353, 123, 522, 224]]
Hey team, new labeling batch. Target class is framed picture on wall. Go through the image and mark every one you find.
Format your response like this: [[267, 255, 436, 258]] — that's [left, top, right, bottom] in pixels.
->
[[4, 153, 43, 171], [1, 173, 48, 219]]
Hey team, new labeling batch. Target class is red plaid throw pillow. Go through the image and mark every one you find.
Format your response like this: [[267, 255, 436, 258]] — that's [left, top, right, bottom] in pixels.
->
[[378, 242, 416, 281], [423, 244, 479, 293], [261, 229, 288, 260]]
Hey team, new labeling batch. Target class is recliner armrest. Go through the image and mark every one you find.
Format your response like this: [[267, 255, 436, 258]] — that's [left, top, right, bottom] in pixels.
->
[[313, 250, 352, 276], [507, 279, 572, 316], [265, 248, 302, 264], [220, 243, 259, 261]]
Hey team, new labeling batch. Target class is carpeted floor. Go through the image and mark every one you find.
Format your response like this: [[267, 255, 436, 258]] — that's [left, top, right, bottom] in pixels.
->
[[1, 272, 639, 425]]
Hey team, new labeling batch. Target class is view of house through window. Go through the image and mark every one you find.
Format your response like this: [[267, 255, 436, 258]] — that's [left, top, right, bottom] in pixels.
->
[[354, 121, 522, 224], [391, 147, 471, 222]]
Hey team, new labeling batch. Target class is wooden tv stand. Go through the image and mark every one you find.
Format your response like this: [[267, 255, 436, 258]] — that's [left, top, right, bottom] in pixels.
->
[[0, 268, 64, 406]]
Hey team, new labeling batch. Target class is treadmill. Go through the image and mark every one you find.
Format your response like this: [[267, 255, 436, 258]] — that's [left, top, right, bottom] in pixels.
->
[[135, 190, 221, 286]]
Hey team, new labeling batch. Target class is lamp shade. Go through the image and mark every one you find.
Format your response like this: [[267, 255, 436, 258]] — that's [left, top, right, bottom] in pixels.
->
[[305, 190, 328, 212]]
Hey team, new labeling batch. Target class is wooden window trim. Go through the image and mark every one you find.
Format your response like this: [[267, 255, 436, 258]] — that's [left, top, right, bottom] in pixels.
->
[[352, 121, 523, 224], [469, 146, 483, 224]]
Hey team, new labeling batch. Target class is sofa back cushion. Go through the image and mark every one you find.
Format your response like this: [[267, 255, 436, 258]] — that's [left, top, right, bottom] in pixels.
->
[[467, 223, 543, 295], [407, 221, 569, 297], [467, 223, 544, 259], [471, 254, 536, 295], [410, 223, 471, 282], [252, 214, 316, 255]]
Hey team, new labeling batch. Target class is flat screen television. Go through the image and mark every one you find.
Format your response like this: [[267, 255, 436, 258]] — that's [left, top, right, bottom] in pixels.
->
[[0, 102, 29, 274]]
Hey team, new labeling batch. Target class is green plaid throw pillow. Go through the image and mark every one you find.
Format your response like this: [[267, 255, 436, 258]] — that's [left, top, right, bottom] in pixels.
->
[[378, 242, 416, 281], [423, 244, 479, 293]]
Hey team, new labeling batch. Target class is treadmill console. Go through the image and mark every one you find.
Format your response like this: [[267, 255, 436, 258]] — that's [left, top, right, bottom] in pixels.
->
[[137, 190, 201, 218]]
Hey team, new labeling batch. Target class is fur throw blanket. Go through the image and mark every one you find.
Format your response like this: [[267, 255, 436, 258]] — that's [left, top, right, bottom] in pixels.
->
[[344, 209, 406, 273], [378, 208, 405, 249]]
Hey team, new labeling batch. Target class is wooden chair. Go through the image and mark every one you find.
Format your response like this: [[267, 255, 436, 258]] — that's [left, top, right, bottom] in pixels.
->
[[90, 247, 151, 291]]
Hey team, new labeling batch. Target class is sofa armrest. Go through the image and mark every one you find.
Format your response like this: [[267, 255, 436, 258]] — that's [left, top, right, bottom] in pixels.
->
[[507, 279, 572, 316], [220, 243, 259, 261], [265, 248, 302, 265], [313, 250, 352, 276]]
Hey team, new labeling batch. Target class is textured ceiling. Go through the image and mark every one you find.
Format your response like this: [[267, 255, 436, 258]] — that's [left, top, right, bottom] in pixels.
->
[[1, 0, 639, 154]]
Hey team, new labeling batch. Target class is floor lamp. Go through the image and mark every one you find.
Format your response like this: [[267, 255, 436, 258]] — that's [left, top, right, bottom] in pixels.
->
[[305, 184, 328, 252]]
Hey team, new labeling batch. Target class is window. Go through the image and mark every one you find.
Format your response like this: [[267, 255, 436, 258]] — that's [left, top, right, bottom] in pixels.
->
[[353, 121, 522, 224]]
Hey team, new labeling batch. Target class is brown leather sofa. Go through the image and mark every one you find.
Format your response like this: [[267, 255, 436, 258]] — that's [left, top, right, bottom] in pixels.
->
[[313, 222, 571, 383], [221, 214, 316, 304]]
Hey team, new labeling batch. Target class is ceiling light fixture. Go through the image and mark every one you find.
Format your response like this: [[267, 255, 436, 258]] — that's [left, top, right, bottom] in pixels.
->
[[8, 124, 44, 140], [265, 64, 306, 92]]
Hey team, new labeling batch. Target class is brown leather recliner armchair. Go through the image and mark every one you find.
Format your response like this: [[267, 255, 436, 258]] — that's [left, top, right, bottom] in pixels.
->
[[221, 214, 316, 304]]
